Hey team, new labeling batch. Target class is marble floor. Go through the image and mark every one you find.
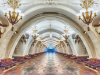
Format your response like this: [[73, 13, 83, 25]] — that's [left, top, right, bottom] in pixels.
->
[[2, 53, 100, 75]]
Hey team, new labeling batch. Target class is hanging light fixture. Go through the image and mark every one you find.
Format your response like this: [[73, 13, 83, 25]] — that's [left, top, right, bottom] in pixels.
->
[[4, 0, 24, 31], [39, 35, 45, 43], [59, 35, 62, 41], [63, 30, 69, 39], [54, 43, 58, 48], [43, 43, 47, 47], [62, 26, 70, 45], [32, 26, 39, 40], [39, 35, 42, 41], [77, 0, 97, 31], [57, 35, 62, 44], [63, 26, 69, 40]]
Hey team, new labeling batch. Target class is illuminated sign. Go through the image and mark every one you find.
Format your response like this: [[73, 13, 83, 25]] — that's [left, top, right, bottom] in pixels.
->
[[49, 47, 52, 49]]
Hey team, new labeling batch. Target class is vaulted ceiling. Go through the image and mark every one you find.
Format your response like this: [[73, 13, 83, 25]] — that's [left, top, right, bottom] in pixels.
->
[[0, 0, 100, 47], [0, 0, 82, 46]]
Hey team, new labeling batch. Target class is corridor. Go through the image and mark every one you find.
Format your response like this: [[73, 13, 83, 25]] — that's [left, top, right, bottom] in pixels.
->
[[3, 53, 99, 75], [1, 0, 100, 75]]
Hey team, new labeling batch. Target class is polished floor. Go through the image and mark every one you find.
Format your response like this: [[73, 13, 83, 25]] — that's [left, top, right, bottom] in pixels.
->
[[2, 53, 100, 75]]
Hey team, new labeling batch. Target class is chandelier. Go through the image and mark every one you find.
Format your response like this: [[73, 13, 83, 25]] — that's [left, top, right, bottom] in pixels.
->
[[32, 26, 39, 40], [59, 35, 62, 41], [39, 36, 42, 41], [44, 0, 57, 5], [4, 0, 23, 31], [63, 29, 69, 39], [38, 34, 46, 45], [32, 34, 39, 40], [62, 26, 69, 40], [43, 43, 47, 47], [42, 42, 46, 46], [41, 40, 45, 43], [56, 35, 62, 44], [54, 43, 58, 47], [39, 36, 44, 43], [77, 0, 97, 31]]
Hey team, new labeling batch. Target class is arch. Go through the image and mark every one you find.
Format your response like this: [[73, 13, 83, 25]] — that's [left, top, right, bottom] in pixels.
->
[[4, 13, 96, 59]]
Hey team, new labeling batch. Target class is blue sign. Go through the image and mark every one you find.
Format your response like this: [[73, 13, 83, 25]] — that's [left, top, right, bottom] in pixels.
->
[[45, 45, 57, 53]]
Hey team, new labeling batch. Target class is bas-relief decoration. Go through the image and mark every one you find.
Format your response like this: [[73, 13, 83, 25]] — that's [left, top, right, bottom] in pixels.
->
[[13, 34, 30, 56], [43, 0, 57, 5], [71, 34, 88, 56]]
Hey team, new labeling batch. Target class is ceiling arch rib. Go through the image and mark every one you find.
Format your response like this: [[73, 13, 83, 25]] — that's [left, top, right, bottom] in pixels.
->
[[26, 20, 68, 34], [40, 32, 61, 38], [4, 11, 96, 59], [44, 38, 58, 42], [45, 40, 57, 44], [26, 19, 74, 46], [42, 36, 59, 40], [45, 41, 57, 46]]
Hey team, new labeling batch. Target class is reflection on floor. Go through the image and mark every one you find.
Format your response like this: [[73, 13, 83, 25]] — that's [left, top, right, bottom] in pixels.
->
[[2, 53, 100, 75]]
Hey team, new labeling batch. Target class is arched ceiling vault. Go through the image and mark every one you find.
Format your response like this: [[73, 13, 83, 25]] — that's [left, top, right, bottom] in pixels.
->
[[0, 0, 99, 58], [5, 14, 96, 59], [25, 19, 75, 46]]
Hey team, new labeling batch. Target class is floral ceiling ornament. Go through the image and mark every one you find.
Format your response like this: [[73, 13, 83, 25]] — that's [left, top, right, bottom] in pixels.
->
[[92, 0, 100, 10], [0, 0, 8, 10], [80, 0, 95, 10], [44, 0, 57, 5], [7, 0, 21, 10]]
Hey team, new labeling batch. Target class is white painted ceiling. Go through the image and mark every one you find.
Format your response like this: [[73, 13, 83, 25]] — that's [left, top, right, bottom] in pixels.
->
[[25, 19, 75, 46], [0, 0, 100, 46]]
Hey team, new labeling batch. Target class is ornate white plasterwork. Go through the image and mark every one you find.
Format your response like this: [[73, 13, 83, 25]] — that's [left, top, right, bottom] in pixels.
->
[[43, 0, 57, 5]]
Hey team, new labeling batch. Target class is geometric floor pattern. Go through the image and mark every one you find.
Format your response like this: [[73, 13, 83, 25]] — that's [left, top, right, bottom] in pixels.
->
[[2, 53, 100, 75]]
